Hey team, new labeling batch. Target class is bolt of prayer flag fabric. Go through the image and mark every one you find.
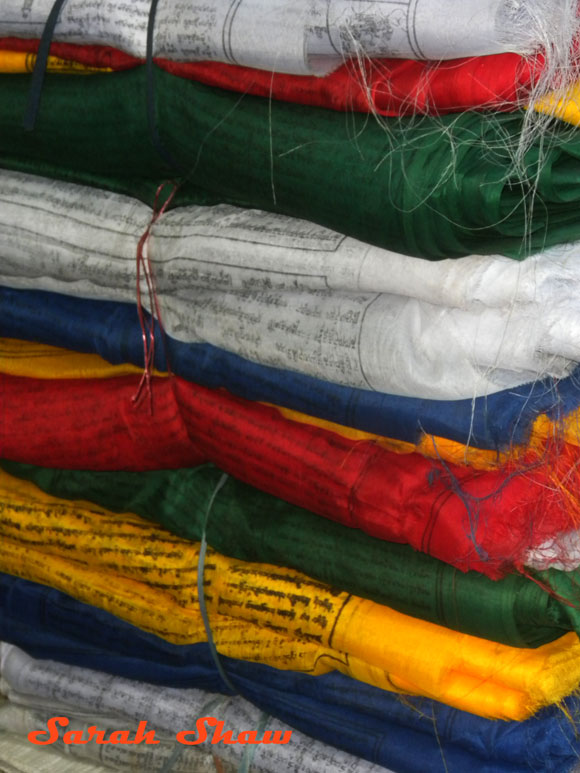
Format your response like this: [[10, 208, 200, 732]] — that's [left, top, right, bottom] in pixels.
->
[[8, 335, 580, 484], [0, 337, 557, 473], [0, 38, 545, 115], [1, 458, 573, 649], [0, 646, 384, 773], [0, 724, 119, 773], [0, 339, 153, 380], [4, 68, 580, 258], [3, 286, 580, 455], [2, 471, 580, 720], [1, 369, 580, 577], [3, 169, 580, 398], [0, 0, 573, 72], [2, 583, 580, 772]]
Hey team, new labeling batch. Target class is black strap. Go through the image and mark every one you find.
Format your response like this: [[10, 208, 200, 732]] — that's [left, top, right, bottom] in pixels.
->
[[24, 0, 184, 176], [23, 0, 68, 131], [146, 0, 183, 173]]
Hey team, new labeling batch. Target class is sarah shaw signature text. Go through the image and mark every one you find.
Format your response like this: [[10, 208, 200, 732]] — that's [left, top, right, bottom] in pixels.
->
[[28, 716, 292, 746]]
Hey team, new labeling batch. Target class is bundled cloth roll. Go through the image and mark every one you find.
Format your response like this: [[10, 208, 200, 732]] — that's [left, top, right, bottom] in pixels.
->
[[1, 645, 388, 773], [2, 638, 580, 772], [2, 469, 580, 719], [0, 0, 574, 73], [2, 458, 575, 648], [4, 68, 580, 258], [3, 286, 579, 455], [4, 365, 580, 576], [3, 169, 580, 398], [0, 38, 546, 115], [0, 335, 574, 474]]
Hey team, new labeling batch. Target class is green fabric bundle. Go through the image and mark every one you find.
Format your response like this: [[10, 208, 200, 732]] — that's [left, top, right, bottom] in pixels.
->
[[2, 67, 580, 258], [1, 459, 570, 649]]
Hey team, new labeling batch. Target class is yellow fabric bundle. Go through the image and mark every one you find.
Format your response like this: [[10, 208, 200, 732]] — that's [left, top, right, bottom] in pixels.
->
[[0, 50, 110, 74], [1, 467, 580, 721], [532, 83, 580, 125], [0, 339, 150, 379]]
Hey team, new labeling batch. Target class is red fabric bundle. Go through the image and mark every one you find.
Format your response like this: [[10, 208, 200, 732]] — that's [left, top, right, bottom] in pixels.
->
[[1, 371, 576, 578], [162, 55, 540, 115], [0, 37, 541, 114]]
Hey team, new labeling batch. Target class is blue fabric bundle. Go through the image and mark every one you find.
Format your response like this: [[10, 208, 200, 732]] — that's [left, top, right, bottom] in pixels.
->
[[1, 572, 578, 773], [1, 284, 578, 450]]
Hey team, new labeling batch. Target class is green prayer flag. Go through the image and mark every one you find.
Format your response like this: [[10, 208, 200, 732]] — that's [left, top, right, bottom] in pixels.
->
[[1, 459, 570, 649], [1, 68, 580, 258]]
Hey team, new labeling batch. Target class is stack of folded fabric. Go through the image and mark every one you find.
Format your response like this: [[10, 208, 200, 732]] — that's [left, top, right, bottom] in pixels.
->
[[2, 1, 580, 771]]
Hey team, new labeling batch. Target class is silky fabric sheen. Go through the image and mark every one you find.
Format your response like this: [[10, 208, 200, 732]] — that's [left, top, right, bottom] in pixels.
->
[[0, 0, 569, 69], [0, 38, 541, 115], [0, 339, 155, 379], [5, 640, 575, 773], [1, 469, 580, 720], [2, 369, 579, 577], [533, 81, 580, 126], [2, 68, 580, 258], [0, 338, 545, 471], [2, 459, 571, 648], [0, 50, 109, 73], [0, 601, 578, 772], [2, 286, 578, 453], [4, 168, 580, 399]]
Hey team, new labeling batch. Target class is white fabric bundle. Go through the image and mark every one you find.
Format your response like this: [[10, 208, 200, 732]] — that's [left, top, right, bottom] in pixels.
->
[[0, 0, 575, 74], [0, 731, 113, 773], [0, 700, 114, 773], [0, 644, 392, 773], [2, 169, 580, 399]]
